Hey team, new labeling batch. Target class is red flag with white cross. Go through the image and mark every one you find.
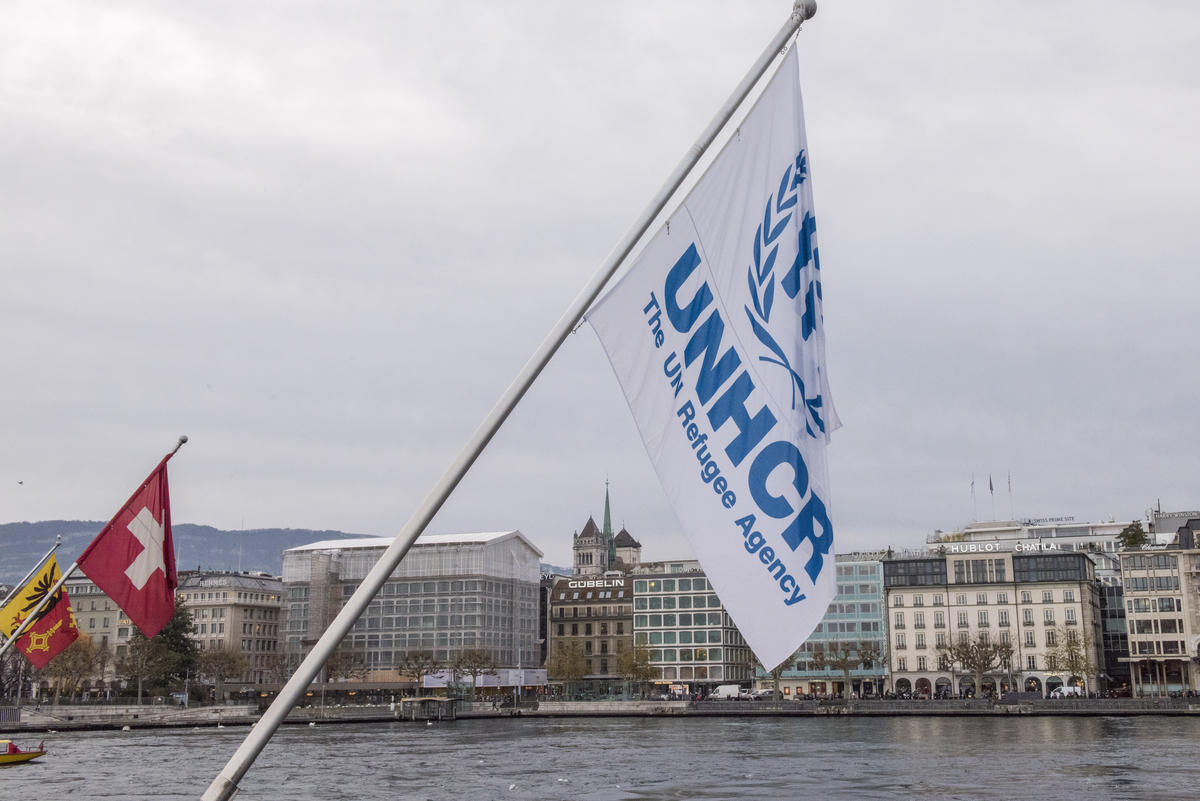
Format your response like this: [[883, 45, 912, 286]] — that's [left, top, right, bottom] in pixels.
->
[[77, 453, 178, 637]]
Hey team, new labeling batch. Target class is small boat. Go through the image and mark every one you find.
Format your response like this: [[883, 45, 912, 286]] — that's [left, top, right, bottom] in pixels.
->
[[0, 740, 46, 766]]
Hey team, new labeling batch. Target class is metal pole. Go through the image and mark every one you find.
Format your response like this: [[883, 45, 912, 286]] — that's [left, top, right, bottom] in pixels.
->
[[0, 536, 61, 612], [0, 436, 187, 661], [201, 4, 817, 798]]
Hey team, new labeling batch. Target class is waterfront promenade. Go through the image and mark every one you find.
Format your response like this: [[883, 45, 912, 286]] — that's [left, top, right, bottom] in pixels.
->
[[4, 696, 1198, 733]]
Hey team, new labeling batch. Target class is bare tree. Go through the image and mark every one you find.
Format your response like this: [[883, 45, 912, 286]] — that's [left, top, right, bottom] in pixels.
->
[[547, 643, 587, 698], [117, 633, 172, 704], [397, 650, 440, 692], [811, 641, 871, 699], [197, 649, 250, 704], [750, 651, 796, 701], [1045, 626, 1097, 694], [324, 646, 369, 683], [450, 648, 497, 700], [617, 645, 656, 697], [938, 633, 1011, 698], [44, 637, 97, 704]]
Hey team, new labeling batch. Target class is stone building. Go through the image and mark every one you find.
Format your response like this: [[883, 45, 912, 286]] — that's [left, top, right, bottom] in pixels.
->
[[546, 575, 634, 691], [572, 484, 641, 576], [177, 571, 284, 684], [883, 550, 1104, 698]]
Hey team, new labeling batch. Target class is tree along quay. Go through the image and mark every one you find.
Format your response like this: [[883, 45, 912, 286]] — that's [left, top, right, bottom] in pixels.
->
[[5, 696, 1200, 732]]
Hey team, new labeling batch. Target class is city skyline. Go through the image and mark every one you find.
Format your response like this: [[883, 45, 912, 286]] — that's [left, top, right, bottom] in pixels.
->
[[4, 2, 1197, 572]]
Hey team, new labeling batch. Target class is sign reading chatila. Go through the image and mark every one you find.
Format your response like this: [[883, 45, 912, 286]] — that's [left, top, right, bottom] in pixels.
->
[[589, 48, 838, 670]]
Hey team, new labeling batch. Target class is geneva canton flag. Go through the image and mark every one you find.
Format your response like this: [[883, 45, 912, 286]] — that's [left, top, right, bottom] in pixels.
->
[[588, 48, 839, 669]]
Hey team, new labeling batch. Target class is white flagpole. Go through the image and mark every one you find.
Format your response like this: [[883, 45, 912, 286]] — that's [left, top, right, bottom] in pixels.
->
[[201, 4, 819, 799]]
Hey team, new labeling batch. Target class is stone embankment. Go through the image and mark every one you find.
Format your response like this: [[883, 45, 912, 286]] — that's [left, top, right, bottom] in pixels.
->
[[4, 697, 1199, 732]]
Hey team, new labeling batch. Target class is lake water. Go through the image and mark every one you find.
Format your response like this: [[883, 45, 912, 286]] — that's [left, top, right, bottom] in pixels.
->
[[5, 716, 1200, 800]]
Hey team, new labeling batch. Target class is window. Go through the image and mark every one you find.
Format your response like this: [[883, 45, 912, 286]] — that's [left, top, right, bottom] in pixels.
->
[[1043, 609, 1055, 625], [1023, 609, 1034, 625], [913, 594, 924, 607], [893, 595, 905, 607], [896, 633, 907, 649], [1065, 608, 1076, 624], [917, 656, 928, 671], [894, 612, 905, 629], [915, 633, 926, 649], [1042, 591, 1053, 603], [935, 632, 946, 648], [1046, 630, 1057, 647], [914, 612, 925, 629], [1024, 631, 1035, 647], [933, 594, 944, 606], [976, 593, 987, 605], [1064, 590, 1075, 602], [934, 611, 945, 629], [997, 592, 1008, 604], [898, 657, 908, 671], [977, 610, 989, 627], [957, 611, 968, 628], [1026, 655, 1038, 671], [1021, 591, 1032, 604], [955, 594, 967, 606]]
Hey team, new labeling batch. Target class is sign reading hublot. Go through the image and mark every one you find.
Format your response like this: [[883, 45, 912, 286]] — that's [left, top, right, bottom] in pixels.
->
[[948, 541, 1062, 554]]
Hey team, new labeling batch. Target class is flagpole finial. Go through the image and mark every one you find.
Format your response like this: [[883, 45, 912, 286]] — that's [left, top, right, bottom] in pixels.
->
[[172, 435, 188, 455], [794, 0, 817, 22]]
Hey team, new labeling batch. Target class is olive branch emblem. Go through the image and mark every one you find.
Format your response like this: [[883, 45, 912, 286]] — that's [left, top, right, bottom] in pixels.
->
[[744, 150, 827, 437]]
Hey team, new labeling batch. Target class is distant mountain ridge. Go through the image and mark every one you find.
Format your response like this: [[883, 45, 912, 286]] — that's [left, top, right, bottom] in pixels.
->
[[0, 521, 569, 586], [0, 520, 368, 584]]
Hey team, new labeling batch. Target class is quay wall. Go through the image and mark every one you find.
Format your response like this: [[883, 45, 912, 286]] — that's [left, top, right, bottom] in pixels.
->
[[4, 698, 1199, 733]]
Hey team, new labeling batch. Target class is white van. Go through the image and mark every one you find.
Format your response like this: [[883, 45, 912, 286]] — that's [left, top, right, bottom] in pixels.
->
[[710, 684, 743, 699]]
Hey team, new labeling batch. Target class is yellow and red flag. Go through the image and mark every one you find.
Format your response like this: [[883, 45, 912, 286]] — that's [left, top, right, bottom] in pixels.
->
[[0, 554, 79, 669]]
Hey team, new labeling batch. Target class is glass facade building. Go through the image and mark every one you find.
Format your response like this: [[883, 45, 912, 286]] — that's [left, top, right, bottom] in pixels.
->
[[282, 532, 542, 680], [777, 554, 887, 697], [632, 567, 752, 688]]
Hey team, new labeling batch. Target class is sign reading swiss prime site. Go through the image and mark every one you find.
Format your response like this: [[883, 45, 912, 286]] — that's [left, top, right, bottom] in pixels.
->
[[588, 48, 839, 670]]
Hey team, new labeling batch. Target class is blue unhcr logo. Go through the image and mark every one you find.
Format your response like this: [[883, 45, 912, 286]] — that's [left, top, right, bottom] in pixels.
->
[[743, 150, 827, 437]]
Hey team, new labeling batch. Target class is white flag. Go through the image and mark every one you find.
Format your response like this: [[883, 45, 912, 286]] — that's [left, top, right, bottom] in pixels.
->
[[588, 48, 838, 670]]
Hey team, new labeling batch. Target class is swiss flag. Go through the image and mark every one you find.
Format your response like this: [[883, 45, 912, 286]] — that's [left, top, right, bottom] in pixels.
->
[[78, 453, 178, 637]]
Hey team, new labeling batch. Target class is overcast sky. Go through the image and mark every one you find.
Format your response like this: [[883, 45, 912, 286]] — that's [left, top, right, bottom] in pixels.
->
[[3, 1, 1197, 569]]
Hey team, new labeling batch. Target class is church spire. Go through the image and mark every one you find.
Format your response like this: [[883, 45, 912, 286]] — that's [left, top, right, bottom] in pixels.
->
[[603, 479, 616, 565], [602, 479, 613, 539]]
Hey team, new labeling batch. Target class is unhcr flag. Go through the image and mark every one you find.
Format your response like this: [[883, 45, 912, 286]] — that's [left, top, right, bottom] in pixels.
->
[[588, 47, 838, 670], [0, 554, 79, 669]]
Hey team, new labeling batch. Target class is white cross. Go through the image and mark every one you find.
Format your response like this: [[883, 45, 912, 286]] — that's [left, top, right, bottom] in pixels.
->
[[124, 506, 166, 590]]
